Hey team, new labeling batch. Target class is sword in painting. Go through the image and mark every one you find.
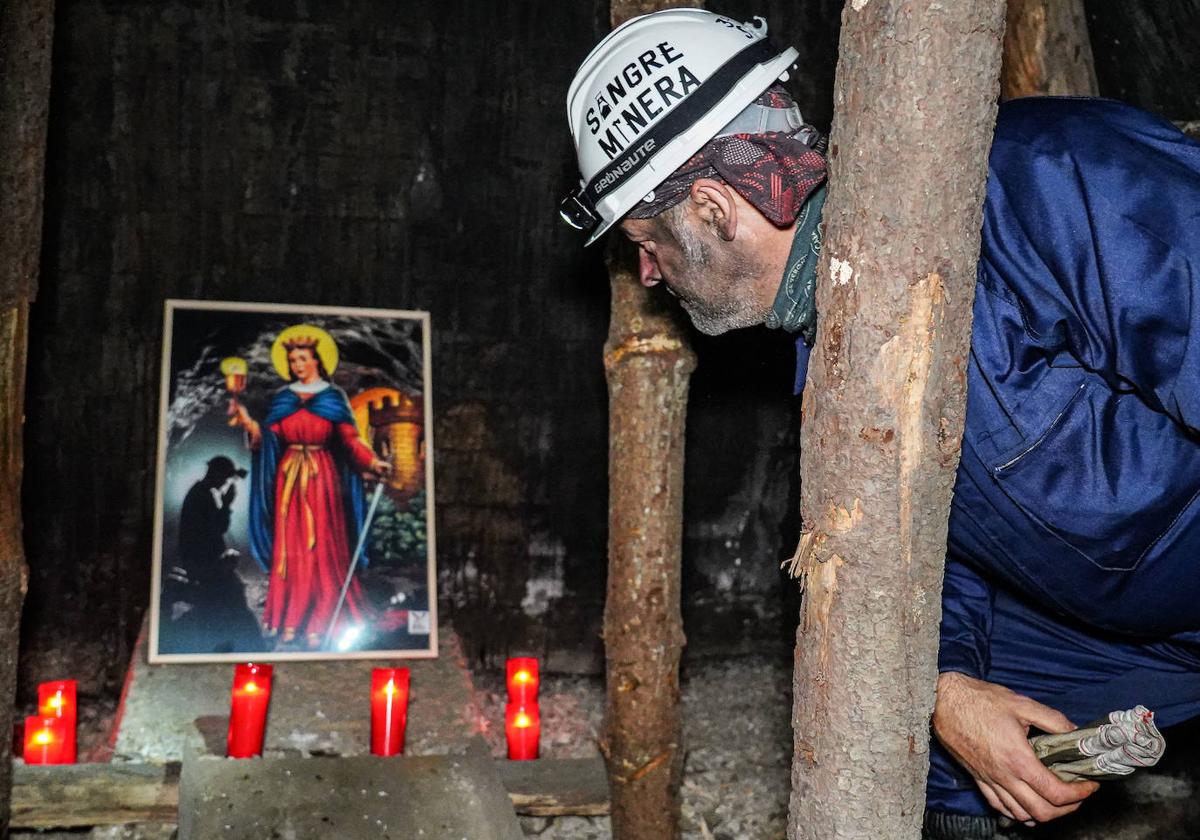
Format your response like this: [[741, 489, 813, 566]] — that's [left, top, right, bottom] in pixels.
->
[[323, 479, 387, 651]]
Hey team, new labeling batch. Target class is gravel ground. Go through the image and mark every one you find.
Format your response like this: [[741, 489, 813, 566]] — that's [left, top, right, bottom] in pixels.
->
[[474, 654, 794, 840], [475, 656, 1200, 840], [14, 654, 1200, 839]]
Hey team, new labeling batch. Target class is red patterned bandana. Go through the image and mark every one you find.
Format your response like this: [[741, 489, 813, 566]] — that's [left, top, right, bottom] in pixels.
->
[[627, 86, 827, 227]]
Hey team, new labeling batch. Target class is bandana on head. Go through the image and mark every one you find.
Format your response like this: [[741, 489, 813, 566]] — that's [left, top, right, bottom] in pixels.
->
[[627, 86, 827, 226]]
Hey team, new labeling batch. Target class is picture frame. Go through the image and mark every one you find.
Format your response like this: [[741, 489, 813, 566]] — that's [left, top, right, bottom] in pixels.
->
[[149, 300, 437, 662]]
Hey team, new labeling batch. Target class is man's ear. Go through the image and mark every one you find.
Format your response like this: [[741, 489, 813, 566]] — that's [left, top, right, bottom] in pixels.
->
[[690, 178, 738, 241]]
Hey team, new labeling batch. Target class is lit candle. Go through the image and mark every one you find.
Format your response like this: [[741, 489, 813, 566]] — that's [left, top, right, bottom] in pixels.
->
[[506, 657, 539, 705], [37, 679, 78, 763], [505, 703, 540, 761], [370, 667, 411, 756], [226, 663, 273, 758], [23, 716, 70, 765]]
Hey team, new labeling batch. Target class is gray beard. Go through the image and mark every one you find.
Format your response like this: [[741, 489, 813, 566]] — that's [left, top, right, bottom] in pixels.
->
[[673, 221, 769, 335]]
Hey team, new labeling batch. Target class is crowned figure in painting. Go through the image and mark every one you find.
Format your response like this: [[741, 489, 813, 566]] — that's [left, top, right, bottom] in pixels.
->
[[230, 325, 389, 649]]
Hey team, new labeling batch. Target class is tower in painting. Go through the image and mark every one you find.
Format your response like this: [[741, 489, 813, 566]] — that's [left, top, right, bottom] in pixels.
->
[[368, 393, 425, 506]]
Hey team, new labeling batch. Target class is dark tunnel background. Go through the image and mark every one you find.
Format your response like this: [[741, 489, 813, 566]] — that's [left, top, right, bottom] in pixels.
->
[[18, 0, 1200, 699]]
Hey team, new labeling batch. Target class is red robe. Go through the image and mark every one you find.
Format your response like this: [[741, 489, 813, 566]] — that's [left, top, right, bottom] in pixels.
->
[[262, 402, 376, 641]]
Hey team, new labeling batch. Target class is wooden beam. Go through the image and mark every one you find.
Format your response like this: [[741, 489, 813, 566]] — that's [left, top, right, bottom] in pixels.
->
[[497, 757, 610, 817], [10, 757, 610, 829], [1002, 0, 1098, 99], [11, 762, 181, 829], [788, 1, 1004, 837], [0, 0, 56, 833], [599, 3, 700, 839]]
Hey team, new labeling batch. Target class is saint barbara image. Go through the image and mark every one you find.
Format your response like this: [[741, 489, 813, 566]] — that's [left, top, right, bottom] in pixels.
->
[[150, 301, 436, 662]]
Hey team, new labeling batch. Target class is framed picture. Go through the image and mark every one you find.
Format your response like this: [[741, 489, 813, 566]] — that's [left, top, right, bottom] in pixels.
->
[[149, 300, 437, 662]]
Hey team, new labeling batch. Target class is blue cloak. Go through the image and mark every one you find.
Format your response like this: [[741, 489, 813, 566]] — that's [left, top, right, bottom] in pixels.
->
[[247, 385, 369, 572]]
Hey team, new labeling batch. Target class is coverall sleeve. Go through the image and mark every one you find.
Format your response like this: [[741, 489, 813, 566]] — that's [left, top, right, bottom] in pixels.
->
[[938, 558, 995, 679], [980, 98, 1200, 432]]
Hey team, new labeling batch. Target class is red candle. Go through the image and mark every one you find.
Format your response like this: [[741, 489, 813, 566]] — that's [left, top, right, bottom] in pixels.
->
[[505, 703, 540, 761], [23, 716, 71, 765], [506, 657, 539, 705], [369, 667, 410, 756], [226, 663, 273, 758], [37, 679, 78, 762]]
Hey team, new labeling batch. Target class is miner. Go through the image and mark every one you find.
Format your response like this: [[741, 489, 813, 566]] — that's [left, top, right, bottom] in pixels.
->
[[560, 9, 1200, 839]]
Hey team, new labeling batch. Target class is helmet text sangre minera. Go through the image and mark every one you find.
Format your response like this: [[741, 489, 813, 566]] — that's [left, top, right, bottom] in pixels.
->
[[586, 42, 700, 162]]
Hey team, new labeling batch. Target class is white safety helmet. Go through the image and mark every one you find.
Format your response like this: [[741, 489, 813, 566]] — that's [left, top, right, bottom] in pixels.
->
[[560, 9, 800, 245]]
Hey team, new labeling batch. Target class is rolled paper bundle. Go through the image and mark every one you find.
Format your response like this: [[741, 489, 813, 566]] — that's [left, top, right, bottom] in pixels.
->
[[1029, 705, 1165, 781]]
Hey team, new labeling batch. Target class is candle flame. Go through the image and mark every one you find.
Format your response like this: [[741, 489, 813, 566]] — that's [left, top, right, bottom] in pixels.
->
[[46, 695, 63, 710], [243, 681, 258, 694], [384, 679, 395, 697], [514, 671, 531, 684], [32, 729, 53, 746], [514, 712, 532, 729]]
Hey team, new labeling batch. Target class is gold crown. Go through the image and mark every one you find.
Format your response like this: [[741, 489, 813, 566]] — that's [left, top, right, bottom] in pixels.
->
[[282, 335, 320, 352]]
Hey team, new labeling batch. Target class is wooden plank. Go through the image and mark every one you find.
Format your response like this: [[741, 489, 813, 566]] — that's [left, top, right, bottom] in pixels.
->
[[11, 762, 180, 829], [11, 757, 609, 828], [498, 757, 609, 817]]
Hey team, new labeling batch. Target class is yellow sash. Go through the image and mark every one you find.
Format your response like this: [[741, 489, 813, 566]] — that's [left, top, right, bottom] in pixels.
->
[[275, 445, 323, 578]]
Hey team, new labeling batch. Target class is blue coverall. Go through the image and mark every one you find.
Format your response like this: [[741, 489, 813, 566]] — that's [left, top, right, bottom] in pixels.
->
[[795, 97, 1200, 817]]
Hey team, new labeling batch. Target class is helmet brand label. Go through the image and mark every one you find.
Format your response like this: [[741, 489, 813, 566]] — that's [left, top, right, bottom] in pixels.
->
[[586, 42, 700, 161], [594, 137, 658, 195]]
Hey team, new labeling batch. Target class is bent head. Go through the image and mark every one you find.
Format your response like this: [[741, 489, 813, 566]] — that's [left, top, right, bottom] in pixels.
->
[[562, 11, 827, 335], [618, 179, 778, 335]]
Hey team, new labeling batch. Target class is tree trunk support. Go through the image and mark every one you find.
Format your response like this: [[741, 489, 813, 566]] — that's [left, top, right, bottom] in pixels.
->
[[1002, 0, 1098, 99], [0, 1, 55, 835], [598, 5, 700, 829], [601, 233, 695, 840], [788, 2, 1004, 838]]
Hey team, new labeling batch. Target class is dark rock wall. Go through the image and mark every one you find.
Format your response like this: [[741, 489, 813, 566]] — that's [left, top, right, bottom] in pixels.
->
[[23, 0, 839, 692], [1086, 0, 1200, 120], [22, 0, 1197, 695]]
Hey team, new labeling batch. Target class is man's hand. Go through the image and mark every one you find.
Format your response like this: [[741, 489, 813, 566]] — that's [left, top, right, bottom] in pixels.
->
[[933, 672, 1100, 825]]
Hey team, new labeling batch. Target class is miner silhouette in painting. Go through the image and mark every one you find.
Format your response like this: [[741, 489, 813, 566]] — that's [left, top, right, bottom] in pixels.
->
[[160, 456, 265, 654], [229, 325, 390, 649]]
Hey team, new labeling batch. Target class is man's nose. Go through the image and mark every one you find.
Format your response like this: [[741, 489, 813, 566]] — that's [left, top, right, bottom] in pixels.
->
[[638, 249, 661, 287]]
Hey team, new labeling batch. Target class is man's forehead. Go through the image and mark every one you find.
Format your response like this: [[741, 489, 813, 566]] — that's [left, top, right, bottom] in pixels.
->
[[618, 217, 660, 239]]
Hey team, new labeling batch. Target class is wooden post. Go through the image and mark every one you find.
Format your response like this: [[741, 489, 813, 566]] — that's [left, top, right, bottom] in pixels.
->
[[0, 0, 55, 835], [600, 8, 699, 838], [788, 2, 1004, 838], [601, 237, 696, 840], [1002, 0, 1098, 99]]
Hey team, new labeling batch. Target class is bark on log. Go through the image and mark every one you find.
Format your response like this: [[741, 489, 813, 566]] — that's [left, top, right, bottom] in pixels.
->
[[600, 6, 698, 839], [1001, 0, 1098, 99], [0, 0, 55, 836], [0, 305, 30, 840], [601, 234, 695, 840], [789, 2, 1004, 838]]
